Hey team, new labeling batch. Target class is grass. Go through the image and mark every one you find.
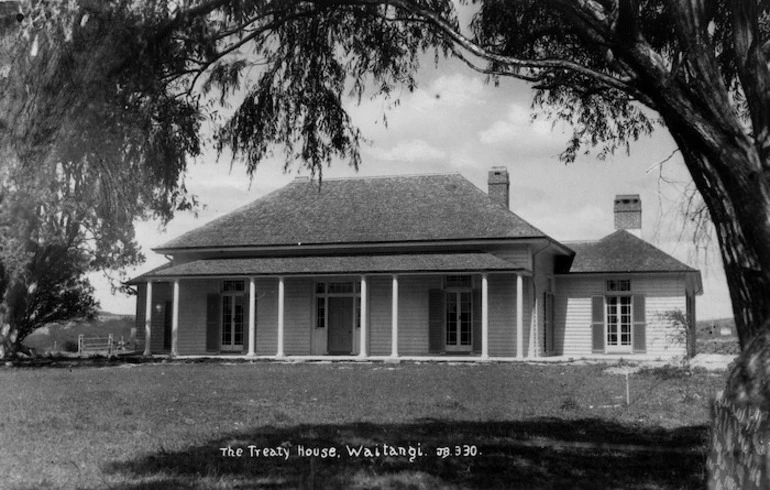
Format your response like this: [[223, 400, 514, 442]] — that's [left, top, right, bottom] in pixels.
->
[[0, 360, 726, 489]]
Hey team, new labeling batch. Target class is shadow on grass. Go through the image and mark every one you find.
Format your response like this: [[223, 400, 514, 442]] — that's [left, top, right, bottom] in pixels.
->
[[2, 354, 276, 369], [104, 418, 708, 489]]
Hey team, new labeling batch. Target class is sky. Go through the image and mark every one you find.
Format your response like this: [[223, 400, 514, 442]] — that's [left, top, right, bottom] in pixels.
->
[[90, 55, 733, 321]]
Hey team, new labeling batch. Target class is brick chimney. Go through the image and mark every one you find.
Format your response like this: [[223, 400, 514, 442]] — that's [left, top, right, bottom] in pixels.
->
[[614, 194, 642, 238], [488, 167, 510, 209]]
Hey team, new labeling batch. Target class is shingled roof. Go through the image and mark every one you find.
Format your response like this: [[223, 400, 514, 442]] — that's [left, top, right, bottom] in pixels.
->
[[157, 174, 548, 251], [131, 252, 525, 282], [565, 230, 698, 273]]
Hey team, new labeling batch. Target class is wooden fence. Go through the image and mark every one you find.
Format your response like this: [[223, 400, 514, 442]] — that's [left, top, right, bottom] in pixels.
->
[[77, 334, 122, 357]]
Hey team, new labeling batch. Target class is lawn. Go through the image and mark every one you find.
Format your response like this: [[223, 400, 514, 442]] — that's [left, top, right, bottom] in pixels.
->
[[0, 360, 726, 489]]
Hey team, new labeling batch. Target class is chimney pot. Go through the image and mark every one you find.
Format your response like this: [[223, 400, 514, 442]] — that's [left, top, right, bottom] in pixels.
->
[[488, 166, 510, 209]]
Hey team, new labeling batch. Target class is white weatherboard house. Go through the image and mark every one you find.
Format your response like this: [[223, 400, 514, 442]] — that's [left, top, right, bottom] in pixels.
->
[[130, 168, 702, 360]]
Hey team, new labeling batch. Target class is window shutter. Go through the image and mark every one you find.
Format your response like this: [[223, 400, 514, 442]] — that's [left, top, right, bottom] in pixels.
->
[[206, 294, 220, 352], [632, 295, 646, 353], [544, 292, 555, 354], [163, 301, 172, 350], [428, 289, 444, 353], [472, 289, 482, 353], [591, 296, 604, 353]]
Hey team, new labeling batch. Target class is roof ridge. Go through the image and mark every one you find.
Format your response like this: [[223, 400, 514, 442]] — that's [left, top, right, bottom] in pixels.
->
[[291, 172, 461, 183], [562, 238, 601, 244]]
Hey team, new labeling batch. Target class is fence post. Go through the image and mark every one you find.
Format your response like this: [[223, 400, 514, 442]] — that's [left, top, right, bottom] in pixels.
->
[[78, 334, 83, 357], [108, 333, 113, 358]]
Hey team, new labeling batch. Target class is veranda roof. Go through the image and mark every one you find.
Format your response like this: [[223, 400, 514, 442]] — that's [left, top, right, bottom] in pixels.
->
[[130, 253, 526, 282]]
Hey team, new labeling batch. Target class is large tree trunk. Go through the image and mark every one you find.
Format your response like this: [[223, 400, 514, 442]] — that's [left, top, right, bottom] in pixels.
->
[[707, 324, 770, 489], [632, 3, 770, 475], [0, 275, 38, 359], [665, 106, 770, 489]]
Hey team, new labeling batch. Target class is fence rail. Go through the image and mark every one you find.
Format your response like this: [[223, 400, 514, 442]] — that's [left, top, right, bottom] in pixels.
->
[[77, 334, 118, 357]]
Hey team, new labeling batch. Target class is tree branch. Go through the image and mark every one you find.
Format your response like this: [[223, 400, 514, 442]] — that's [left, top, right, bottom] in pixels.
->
[[342, 0, 655, 106], [731, 0, 770, 165]]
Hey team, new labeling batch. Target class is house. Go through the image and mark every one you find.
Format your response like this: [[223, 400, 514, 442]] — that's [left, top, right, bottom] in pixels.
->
[[130, 167, 702, 360]]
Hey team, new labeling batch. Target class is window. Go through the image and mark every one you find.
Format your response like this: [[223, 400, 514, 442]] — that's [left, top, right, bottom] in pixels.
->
[[316, 297, 326, 329], [606, 279, 631, 292], [445, 291, 472, 350], [315, 281, 361, 330], [222, 280, 245, 293], [445, 275, 472, 289], [592, 292, 645, 354], [328, 282, 354, 294], [221, 294, 244, 351], [606, 296, 632, 348]]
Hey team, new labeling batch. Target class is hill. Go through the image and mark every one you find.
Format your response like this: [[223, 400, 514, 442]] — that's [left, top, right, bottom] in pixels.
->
[[695, 317, 738, 355], [22, 312, 136, 354]]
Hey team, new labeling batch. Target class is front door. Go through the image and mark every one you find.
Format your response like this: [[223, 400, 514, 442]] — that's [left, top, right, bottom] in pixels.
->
[[446, 291, 472, 351], [221, 294, 245, 352], [327, 297, 354, 354]]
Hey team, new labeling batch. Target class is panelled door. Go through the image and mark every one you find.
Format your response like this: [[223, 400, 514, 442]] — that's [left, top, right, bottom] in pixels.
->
[[327, 297, 354, 354]]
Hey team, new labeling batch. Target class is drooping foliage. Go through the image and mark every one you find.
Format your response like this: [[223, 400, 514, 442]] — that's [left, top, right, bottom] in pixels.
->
[[0, 0, 453, 353], [0, 1, 203, 353]]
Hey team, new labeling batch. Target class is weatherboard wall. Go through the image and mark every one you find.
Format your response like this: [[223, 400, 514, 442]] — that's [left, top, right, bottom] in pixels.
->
[[366, 275, 443, 356], [134, 282, 173, 354], [254, 278, 278, 356], [553, 274, 689, 358], [487, 274, 516, 357]]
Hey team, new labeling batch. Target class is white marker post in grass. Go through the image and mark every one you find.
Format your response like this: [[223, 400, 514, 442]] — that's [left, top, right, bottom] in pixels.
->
[[625, 370, 631, 406]]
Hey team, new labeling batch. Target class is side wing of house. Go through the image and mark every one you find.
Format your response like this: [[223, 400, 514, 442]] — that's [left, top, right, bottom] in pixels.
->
[[552, 273, 699, 358]]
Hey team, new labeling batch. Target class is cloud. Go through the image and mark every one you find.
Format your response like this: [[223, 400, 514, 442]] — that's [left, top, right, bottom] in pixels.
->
[[368, 139, 447, 162], [479, 104, 563, 150], [413, 73, 487, 110], [510, 185, 547, 203], [525, 203, 610, 242]]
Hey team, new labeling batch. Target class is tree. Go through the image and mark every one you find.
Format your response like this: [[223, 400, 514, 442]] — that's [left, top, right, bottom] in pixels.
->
[[3, 0, 769, 484], [0, 0, 201, 355]]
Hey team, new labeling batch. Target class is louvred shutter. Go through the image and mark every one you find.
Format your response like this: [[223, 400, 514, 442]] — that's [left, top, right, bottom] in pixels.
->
[[591, 296, 604, 353], [428, 290, 444, 353], [206, 294, 220, 352]]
